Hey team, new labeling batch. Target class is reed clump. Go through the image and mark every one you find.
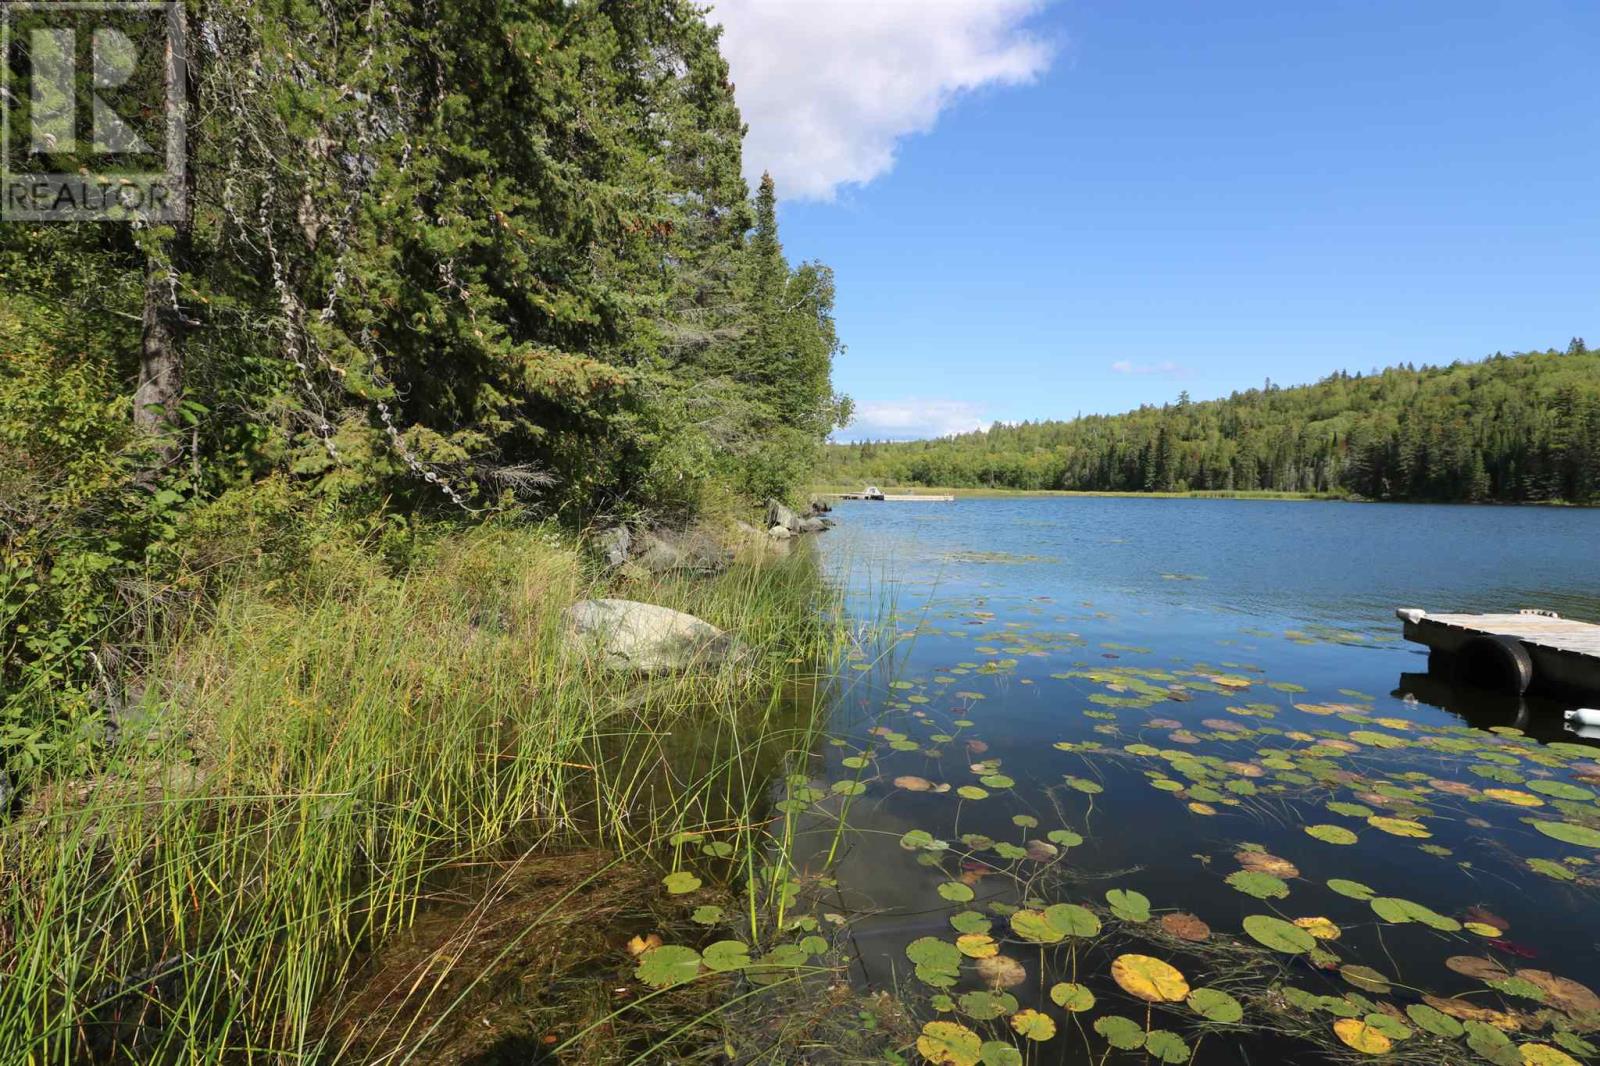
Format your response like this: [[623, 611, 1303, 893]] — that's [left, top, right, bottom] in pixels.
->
[[0, 519, 850, 1063]]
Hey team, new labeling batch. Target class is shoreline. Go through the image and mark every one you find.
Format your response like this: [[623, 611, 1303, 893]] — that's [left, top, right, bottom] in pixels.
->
[[813, 484, 1595, 506]]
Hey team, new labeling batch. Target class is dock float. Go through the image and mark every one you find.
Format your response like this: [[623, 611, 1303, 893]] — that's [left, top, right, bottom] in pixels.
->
[[1397, 608, 1600, 699]]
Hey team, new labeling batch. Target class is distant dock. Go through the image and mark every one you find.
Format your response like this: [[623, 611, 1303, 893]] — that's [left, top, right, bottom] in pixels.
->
[[829, 486, 955, 502], [1397, 608, 1600, 699]]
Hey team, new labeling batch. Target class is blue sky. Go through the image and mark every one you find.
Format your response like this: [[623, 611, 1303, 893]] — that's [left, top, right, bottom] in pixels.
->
[[714, 1, 1600, 441]]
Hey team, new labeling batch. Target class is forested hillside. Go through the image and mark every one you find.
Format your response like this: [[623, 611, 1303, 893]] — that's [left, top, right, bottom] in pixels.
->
[[824, 345, 1600, 503], [2, 1, 846, 738]]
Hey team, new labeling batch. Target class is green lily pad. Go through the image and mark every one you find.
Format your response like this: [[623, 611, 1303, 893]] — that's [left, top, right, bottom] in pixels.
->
[[958, 989, 1018, 1020], [1327, 801, 1374, 817], [1050, 982, 1095, 1011], [1527, 779, 1593, 801], [701, 940, 751, 972], [1305, 824, 1358, 845], [979, 1042, 1023, 1066], [1047, 828, 1084, 847], [1010, 909, 1063, 944], [1527, 857, 1578, 881], [1369, 896, 1460, 931], [1093, 1015, 1146, 1051], [951, 910, 992, 935], [1144, 1029, 1192, 1064], [1186, 987, 1243, 1023], [907, 937, 962, 971], [1226, 870, 1290, 900], [938, 881, 976, 903], [1066, 776, 1104, 794], [635, 945, 702, 988], [1045, 902, 1101, 938], [1404, 1002, 1464, 1038], [957, 786, 990, 801], [690, 905, 724, 924], [662, 871, 702, 895], [1106, 888, 1151, 922], [1531, 820, 1600, 848], [1242, 914, 1316, 953], [1327, 878, 1376, 900], [832, 780, 867, 796], [1464, 1020, 1521, 1066]]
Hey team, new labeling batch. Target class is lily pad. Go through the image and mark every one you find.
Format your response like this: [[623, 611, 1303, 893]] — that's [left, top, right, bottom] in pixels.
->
[[1186, 987, 1243, 1023], [978, 1042, 1023, 1066], [1093, 1015, 1146, 1050], [1340, 965, 1390, 994], [938, 882, 976, 903], [690, 904, 724, 924], [1106, 888, 1152, 922], [976, 954, 1027, 989], [635, 945, 702, 988], [1404, 1002, 1464, 1038], [1367, 815, 1431, 838], [908, 937, 963, 971], [1242, 914, 1316, 953], [1333, 1017, 1392, 1054], [1327, 878, 1376, 900], [1046, 902, 1101, 938], [950, 911, 992, 935], [662, 871, 702, 894], [1531, 820, 1600, 848], [1010, 1009, 1055, 1041], [1112, 954, 1190, 1003], [1160, 912, 1212, 942], [957, 933, 999, 959], [1144, 1030, 1192, 1064], [701, 940, 751, 972], [1370, 896, 1460, 931], [917, 1020, 984, 1066], [1050, 982, 1095, 1011], [958, 990, 1018, 1020], [1227, 870, 1290, 899], [1305, 824, 1358, 845]]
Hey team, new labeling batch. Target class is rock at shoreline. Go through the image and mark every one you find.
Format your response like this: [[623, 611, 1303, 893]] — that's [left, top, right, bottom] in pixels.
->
[[564, 598, 743, 673], [596, 526, 631, 569], [794, 516, 827, 533], [768, 524, 793, 540], [765, 498, 800, 533]]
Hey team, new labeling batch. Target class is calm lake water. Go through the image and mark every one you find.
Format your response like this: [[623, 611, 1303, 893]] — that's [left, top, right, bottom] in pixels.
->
[[806, 498, 1600, 1066]]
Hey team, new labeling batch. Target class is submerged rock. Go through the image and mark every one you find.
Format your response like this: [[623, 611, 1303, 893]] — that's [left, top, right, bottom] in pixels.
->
[[564, 598, 743, 673]]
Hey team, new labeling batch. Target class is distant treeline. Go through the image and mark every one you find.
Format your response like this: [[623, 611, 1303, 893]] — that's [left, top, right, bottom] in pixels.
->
[[823, 344, 1600, 503]]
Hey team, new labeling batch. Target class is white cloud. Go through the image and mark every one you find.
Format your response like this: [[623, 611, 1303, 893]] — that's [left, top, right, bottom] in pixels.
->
[[838, 398, 990, 441], [1111, 360, 1190, 377], [709, 0, 1054, 201]]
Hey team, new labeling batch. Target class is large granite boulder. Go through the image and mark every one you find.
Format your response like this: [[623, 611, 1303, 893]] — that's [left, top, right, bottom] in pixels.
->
[[564, 598, 742, 673], [765, 498, 800, 533]]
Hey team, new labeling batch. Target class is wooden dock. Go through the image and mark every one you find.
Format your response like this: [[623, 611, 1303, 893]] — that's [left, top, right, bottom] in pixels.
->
[[832, 492, 955, 502], [1397, 608, 1600, 699]]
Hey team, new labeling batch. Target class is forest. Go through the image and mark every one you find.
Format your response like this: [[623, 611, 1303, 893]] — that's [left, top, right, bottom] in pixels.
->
[[823, 344, 1600, 503], [2, 0, 847, 735]]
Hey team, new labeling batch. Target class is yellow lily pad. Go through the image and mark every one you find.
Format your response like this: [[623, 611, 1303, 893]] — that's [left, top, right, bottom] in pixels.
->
[[1111, 953, 1190, 1003], [1333, 1017, 1393, 1054]]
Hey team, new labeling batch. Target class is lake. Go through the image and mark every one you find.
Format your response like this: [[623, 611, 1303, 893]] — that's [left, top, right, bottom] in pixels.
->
[[806, 497, 1600, 1066]]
